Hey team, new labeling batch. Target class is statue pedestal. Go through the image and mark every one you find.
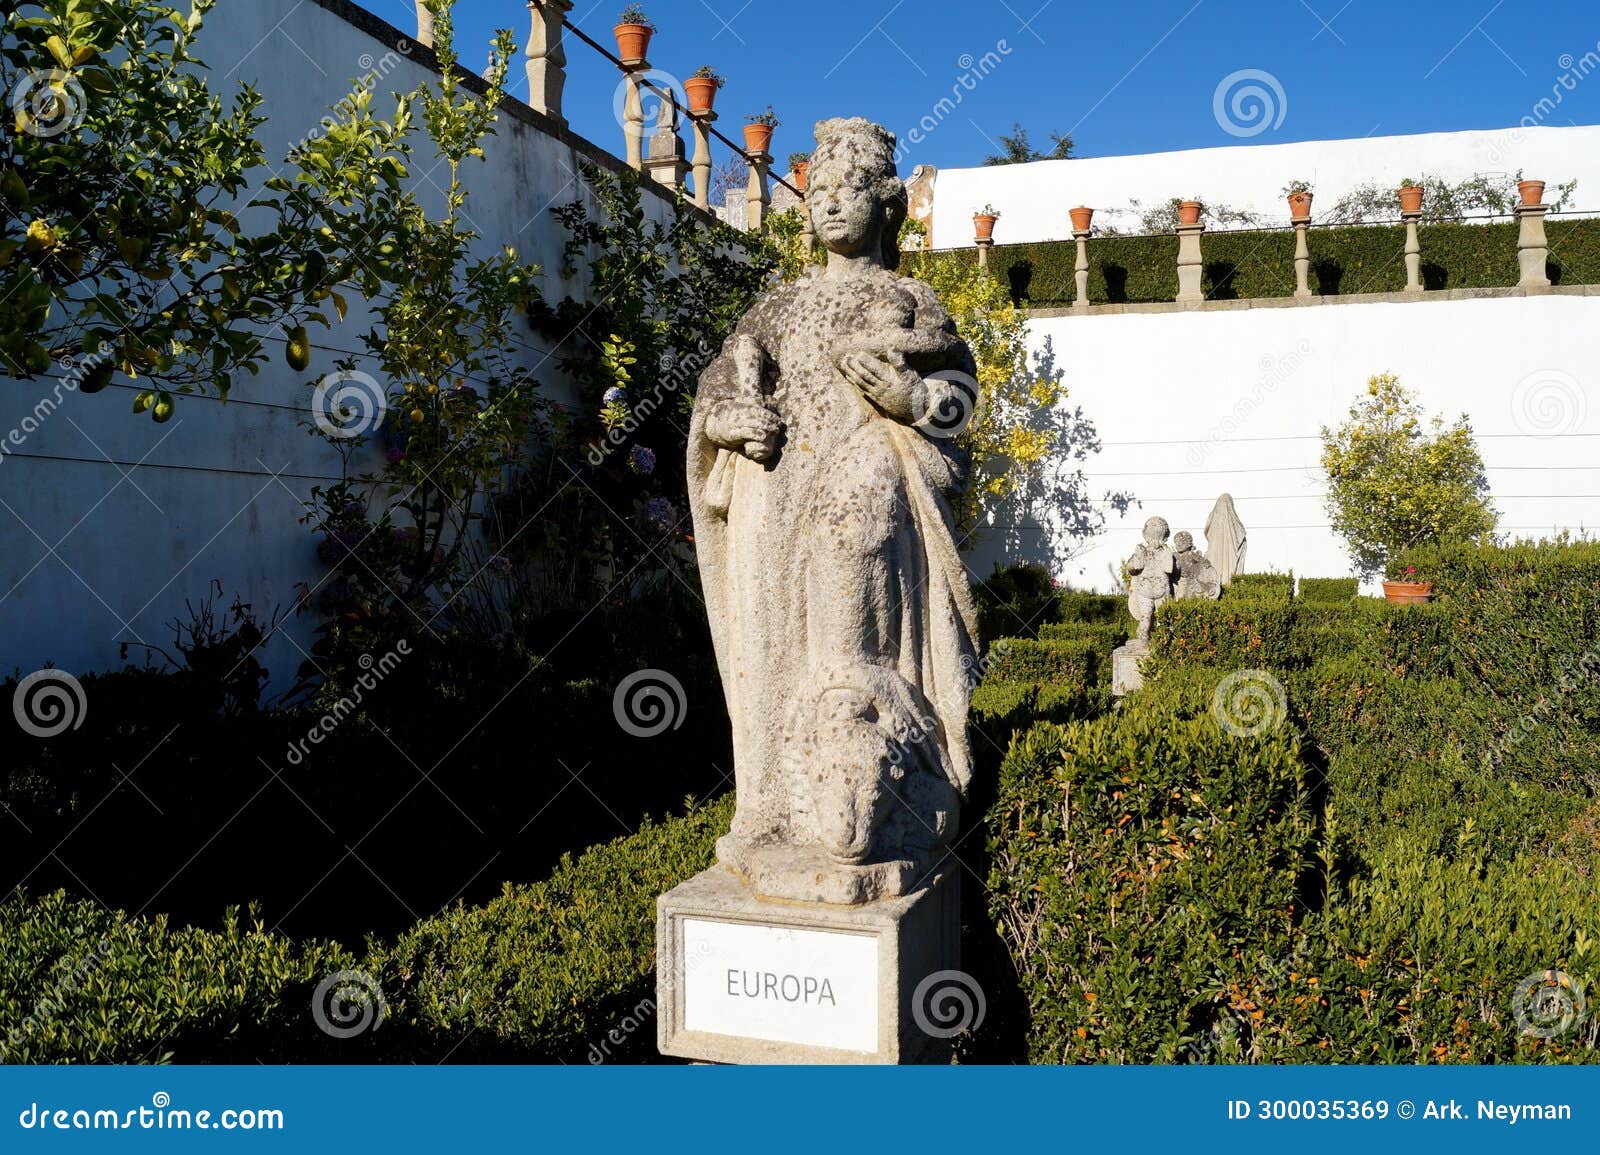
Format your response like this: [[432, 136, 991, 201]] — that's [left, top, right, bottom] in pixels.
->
[[656, 865, 959, 1064], [1111, 639, 1148, 697]]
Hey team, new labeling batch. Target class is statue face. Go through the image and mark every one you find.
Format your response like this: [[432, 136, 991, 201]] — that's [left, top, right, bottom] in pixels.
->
[[807, 159, 883, 257]]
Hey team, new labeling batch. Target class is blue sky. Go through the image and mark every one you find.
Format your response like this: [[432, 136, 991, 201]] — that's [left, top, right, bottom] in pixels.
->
[[414, 0, 1600, 168]]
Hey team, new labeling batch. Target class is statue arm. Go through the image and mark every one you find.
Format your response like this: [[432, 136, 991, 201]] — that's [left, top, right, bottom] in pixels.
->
[[699, 316, 782, 461]]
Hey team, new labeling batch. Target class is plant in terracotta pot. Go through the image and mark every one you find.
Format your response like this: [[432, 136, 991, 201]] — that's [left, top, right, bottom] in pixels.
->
[[613, 5, 654, 61], [1397, 178, 1423, 214], [1319, 372, 1497, 585], [742, 107, 778, 155], [1381, 563, 1434, 605], [973, 204, 1000, 240], [1517, 178, 1546, 206], [1069, 205, 1093, 232], [684, 65, 724, 114], [1177, 199, 1203, 227], [788, 151, 810, 191], [1283, 179, 1313, 220]]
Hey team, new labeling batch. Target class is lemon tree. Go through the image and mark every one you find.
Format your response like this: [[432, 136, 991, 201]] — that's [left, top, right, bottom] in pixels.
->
[[1320, 372, 1498, 579], [1, 0, 413, 419]]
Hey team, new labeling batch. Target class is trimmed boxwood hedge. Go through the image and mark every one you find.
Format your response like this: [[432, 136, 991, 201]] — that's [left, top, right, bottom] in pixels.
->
[[1297, 576, 1359, 603], [903, 216, 1600, 306]]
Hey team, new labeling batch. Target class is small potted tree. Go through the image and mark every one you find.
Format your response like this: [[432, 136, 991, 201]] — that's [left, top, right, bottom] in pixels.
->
[[1517, 178, 1546, 206], [973, 204, 1000, 240], [788, 151, 810, 191], [742, 107, 778, 155], [1069, 205, 1093, 232], [684, 65, 724, 114], [1397, 178, 1423, 214], [1177, 199, 1203, 227], [1319, 372, 1497, 599], [613, 5, 654, 62], [1284, 179, 1313, 219]]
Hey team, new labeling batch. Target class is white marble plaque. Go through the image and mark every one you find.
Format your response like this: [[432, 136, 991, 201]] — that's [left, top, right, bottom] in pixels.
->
[[681, 918, 880, 1053]]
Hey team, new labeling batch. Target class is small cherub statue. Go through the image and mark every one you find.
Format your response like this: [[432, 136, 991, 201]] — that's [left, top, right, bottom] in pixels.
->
[[1125, 516, 1177, 641], [835, 285, 960, 427], [1173, 531, 1222, 601]]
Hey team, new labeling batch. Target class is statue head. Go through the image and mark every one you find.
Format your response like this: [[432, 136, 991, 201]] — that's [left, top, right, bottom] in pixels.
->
[[1173, 531, 1194, 552], [806, 118, 906, 269], [1142, 516, 1170, 548]]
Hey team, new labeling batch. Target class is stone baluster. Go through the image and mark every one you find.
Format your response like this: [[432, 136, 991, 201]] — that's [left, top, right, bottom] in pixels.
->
[[1515, 202, 1552, 289], [415, 1, 434, 47], [1402, 208, 1423, 293], [643, 89, 690, 190], [1072, 228, 1090, 310], [1176, 221, 1204, 303], [689, 111, 715, 210], [1291, 211, 1312, 299], [526, 0, 574, 125], [745, 149, 772, 232]]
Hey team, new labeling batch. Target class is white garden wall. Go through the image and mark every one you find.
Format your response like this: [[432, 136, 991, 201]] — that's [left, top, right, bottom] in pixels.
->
[[927, 125, 1600, 247], [963, 290, 1600, 591]]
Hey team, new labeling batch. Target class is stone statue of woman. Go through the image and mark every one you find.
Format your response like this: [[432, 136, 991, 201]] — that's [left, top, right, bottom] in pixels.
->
[[687, 118, 980, 905], [1204, 493, 1247, 585]]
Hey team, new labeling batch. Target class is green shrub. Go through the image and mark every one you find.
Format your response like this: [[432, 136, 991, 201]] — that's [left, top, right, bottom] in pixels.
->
[[374, 795, 731, 1062], [973, 563, 1060, 644], [984, 637, 1096, 687], [1298, 577, 1359, 603], [1151, 598, 1296, 668], [1227, 572, 1295, 601], [939, 217, 1600, 308], [1057, 590, 1125, 624], [985, 677, 1314, 1063], [1038, 620, 1129, 658], [0, 893, 354, 1063]]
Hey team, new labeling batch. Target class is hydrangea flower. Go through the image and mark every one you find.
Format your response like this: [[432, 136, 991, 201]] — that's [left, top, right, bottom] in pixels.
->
[[629, 445, 657, 475], [603, 386, 628, 405], [643, 497, 675, 529]]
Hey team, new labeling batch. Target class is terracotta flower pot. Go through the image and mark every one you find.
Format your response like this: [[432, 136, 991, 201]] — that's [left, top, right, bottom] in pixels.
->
[[1069, 205, 1093, 232], [612, 22, 653, 63], [1381, 580, 1434, 605], [1177, 200, 1203, 227], [973, 213, 997, 241], [792, 160, 808, 191], [1518, 179, 1546, 206], [684, 77, 718, 115], [1397, 184, 1424, 213], [1286, 191, 1313, 220], [741, 122, 773, 156]]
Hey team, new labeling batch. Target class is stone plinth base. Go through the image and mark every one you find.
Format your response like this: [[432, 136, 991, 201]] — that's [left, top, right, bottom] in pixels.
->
[[657, 865, 958, 1064], [1112, 639, 1148, 696]]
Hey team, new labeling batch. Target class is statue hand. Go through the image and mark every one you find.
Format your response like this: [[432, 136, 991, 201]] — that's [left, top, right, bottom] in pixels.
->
[[839, 353, 926, 422], [706, 400, 780, 462]]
